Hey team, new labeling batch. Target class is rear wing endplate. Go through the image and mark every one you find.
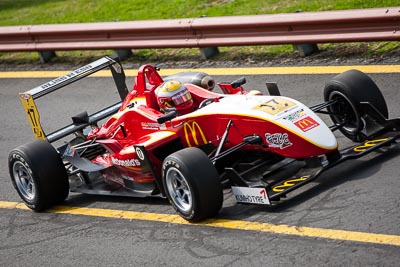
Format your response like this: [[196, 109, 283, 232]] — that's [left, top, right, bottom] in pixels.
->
[[19, 55, 129, 142]]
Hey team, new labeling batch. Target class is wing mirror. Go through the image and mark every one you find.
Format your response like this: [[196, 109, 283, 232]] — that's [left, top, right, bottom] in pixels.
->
[[157, 110, 177, 124], [231, 77, 246, 88]]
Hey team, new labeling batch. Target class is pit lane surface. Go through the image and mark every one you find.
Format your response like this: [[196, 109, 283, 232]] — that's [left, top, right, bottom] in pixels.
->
[[1, 67, 399, 266]]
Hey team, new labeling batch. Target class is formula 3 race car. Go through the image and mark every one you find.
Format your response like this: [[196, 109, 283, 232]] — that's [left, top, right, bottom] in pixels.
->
[[9, 55, 400, 222]]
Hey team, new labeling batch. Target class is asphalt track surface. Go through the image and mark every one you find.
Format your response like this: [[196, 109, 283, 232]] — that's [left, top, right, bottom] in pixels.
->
[[0, 66, 399, 266]]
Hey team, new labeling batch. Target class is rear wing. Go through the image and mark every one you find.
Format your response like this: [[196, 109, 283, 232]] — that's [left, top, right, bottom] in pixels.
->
[[19, 55, 129, 143]]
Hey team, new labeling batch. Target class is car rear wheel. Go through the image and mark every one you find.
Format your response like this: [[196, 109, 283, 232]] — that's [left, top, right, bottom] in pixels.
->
[[9, 140, 69, 211], [324, 69, 388, 142], [162, 147, 223, 222]]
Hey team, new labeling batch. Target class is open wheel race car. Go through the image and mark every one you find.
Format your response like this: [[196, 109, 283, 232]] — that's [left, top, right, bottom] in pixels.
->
[[9, 55, 400, 222]]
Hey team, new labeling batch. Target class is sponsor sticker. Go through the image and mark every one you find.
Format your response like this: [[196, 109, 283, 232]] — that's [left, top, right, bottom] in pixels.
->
[[37, 64, 96, 91], [111, 157, 141, 167], [231, 186, 270, 205], [265, 133, 292, 149], [253, 98, 295, 115], [282, 108, 306, 122], [141, 122, 166, 130], [294, 116, 319, 132], [135, 147, 145, 160]]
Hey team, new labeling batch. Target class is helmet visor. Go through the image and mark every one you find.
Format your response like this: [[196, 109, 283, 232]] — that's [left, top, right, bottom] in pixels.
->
[[172, 89, 192, 106]]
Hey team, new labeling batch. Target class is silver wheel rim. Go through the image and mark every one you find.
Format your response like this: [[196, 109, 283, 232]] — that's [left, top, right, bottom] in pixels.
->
[[165, 167, 192, 213], [13, 161, 35, 201]]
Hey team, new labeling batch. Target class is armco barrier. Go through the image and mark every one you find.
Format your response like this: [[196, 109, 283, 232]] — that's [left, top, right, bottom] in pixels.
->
[[0, 7, 399, 59]]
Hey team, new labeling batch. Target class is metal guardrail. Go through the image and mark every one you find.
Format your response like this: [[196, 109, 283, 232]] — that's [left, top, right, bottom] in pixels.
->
[[0, 7, 399, 53]]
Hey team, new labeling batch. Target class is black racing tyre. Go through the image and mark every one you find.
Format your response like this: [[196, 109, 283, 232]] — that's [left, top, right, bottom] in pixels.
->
[[324, 69, 388, 142], [162, 147, 223, 222], [8, 140, 69, 211]]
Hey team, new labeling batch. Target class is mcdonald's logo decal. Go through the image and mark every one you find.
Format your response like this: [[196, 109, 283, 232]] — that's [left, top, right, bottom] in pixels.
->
[[183, 121, 208, 147], [294, 116, 319, 132]]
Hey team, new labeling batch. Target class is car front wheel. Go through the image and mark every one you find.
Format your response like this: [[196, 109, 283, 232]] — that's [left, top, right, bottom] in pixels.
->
[[162, 147, 223, 222], [324, 69, 388, 142]]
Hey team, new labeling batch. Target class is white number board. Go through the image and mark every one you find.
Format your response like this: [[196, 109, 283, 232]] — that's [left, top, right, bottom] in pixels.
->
[[231, 186, 270, 205]]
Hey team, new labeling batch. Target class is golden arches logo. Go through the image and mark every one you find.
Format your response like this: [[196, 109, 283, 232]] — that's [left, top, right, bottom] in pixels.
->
[[298, 119, 313, 128], [183, 121, 207, 147], [294, 116, 319, 132]]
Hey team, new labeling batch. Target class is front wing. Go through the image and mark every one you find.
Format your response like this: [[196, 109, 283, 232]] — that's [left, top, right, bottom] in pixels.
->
[[231, 132, 400, 206]]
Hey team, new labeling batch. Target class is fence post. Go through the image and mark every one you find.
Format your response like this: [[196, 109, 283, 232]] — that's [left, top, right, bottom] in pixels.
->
[[114, 49, 133, 60], [39, 51, 56, 63], [292, 10, 319, 56], [293, 43, 319, 56], [200, 46, 220, 59]]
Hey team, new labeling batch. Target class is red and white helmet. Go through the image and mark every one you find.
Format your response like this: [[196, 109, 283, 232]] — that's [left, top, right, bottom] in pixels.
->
[[155, 81, 194, 114]]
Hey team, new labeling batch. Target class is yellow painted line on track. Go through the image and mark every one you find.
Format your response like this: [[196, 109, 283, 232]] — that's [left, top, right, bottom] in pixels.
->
[[1, 200, 400, 247], [0, 65, 399, 78]]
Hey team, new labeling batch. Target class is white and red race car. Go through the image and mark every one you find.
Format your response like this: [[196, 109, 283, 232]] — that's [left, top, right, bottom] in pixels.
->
[[9, 55, 400, 221]]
